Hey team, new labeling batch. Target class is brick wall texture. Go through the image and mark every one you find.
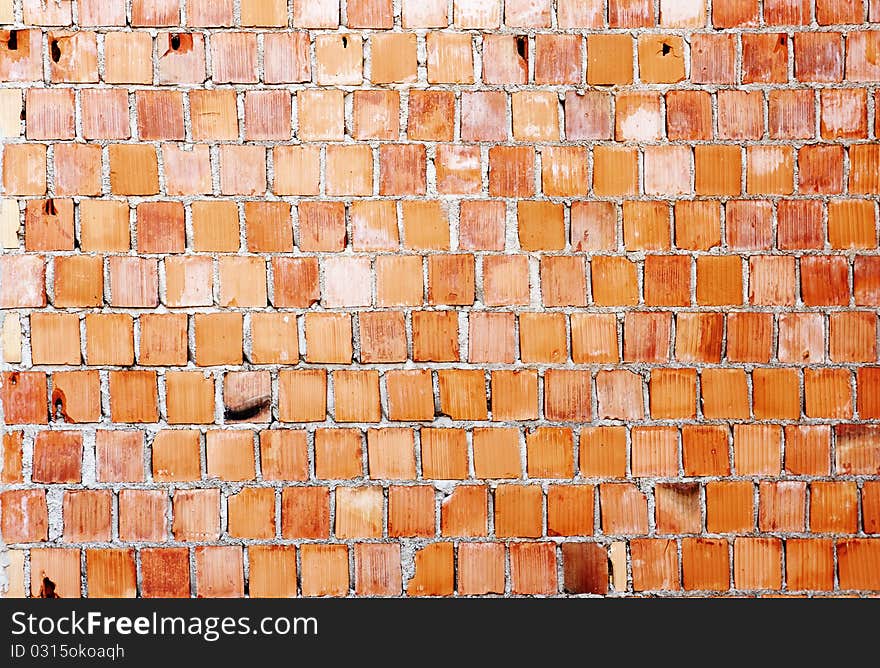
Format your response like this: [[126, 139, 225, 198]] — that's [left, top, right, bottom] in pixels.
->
[[2, 0, 880, 599]]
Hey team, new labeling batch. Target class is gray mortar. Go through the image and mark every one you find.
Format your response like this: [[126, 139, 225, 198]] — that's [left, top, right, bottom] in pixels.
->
[[1, 0, 880, 598]]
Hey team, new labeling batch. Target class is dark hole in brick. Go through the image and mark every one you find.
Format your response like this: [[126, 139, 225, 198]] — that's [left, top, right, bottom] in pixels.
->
[[7, 30, 18, 51], [342, 36, 348, 48], [44, 199, 57, 216], [52, 388, 70, 422], [50, 39, 61, 63], [171, 34, 181, 51], [20, 108, 25, 121], [9, 372, 18, 385], [515, 36, 528, 61], [39, 577, 58, 598], [224, 394, 271, 421], [661, 42, 672, 56]]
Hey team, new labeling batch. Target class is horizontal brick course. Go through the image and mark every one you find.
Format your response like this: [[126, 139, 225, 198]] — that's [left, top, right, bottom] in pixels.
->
[[1, 0, 880, 598]]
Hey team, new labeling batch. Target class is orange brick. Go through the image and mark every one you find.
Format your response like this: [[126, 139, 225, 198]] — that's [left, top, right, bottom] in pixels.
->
[[495, 484, 542, 538], [596, 370, 644, 421], [786, 539, 834, 591], [87, 549, 136, 598], [549, 485, 594, 537], [301, 545, 348, 597], [632, 538, 679, 592], [580, 426, 627, 478], [336, 487, 382, 538], [282, 487, 330, 539], [510, 542, 557, 595], [355, 544, 402, 596], [409, 543, 454, 597], [458, 543, 504, 595], [441, 485, 488, 537], [735, 424, 783, 475], [389, 485, 435, 537], [472, 428, 522, 479], [368, 429, 417, 480], [195, 546, 243, 598], [683, 425, 730, 477], [682, 538, 730, 591], [421, 428, 469, 479], [734, 537, 782, 591], [600, 483, 648, 535], [315, 429, 363, 480]]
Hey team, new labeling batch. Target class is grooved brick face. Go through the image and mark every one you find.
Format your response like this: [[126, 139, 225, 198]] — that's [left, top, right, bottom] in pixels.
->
[[1, 2, 879, 601]]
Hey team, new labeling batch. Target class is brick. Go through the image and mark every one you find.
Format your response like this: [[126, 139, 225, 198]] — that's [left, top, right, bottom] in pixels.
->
[[838, 539, 880, 591], [355, 544, 402, 596], [441, 485, 488, 536], [282, 487, 329, 539], [638, 35, 685, 83], [632, 539, 679, 591], [580, 427, 627, 478], [159, 32, 207, 84], [733, 425, 782, 477], [195, 546, 243, 598], [49, 31, 98, 82], [104, 32, 153, 84], [596, 370, 644, 421], [248, 546, 297, 599], [1, 489, 48, 543], [600, 483, 648, 535], [153, 430, 201, 482], [472, 428, 521, 479], [301, 545, 349, 597], [510, 543, 557, 595], [565, 91, 612, 140], [770, 90, 815, 139], [734, 537, 782, 590], [336, 487, 383, 538], [682, 538, 730, 591], [29, 548, 79, 598], [784, 425, 831, 477], [548, 484, 594, 537], [458, 543, 504, 594], [315, 429, 363, 480], [141, 548, 190, 598], [119, 489, 166, 541], [682, 425, 730, 477], [562, 543, 607, 594], [389, 485, 435, 537], [667, 91, 712, 141], [206, 430, 255, 481], [427, 32, 474, 84], [631, 426, 678, 477], [371, 33, 417, 83], [489, 146, 535, 197], [421, 428, 469, 479], [409, 543, 454, 596], [587, 34, 633, 85], [795, 32, 843, 82], [360, 311, 407, 363], [809, 481, 858, 534], [173, 489, 219, 541], [367, 429, 416, 480], [691, 33, 736, 84]]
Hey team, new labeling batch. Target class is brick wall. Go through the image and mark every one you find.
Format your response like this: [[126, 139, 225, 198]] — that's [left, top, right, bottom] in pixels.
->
[[1, 0, 880, 598]]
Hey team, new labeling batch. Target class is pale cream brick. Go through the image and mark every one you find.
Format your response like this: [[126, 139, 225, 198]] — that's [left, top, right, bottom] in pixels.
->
[[0, 90, 21, 138], [0, 199, 19, 248], [610, 542, 628, 591], [2, 313, 21, 364], [1, 550, 26, 599]]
